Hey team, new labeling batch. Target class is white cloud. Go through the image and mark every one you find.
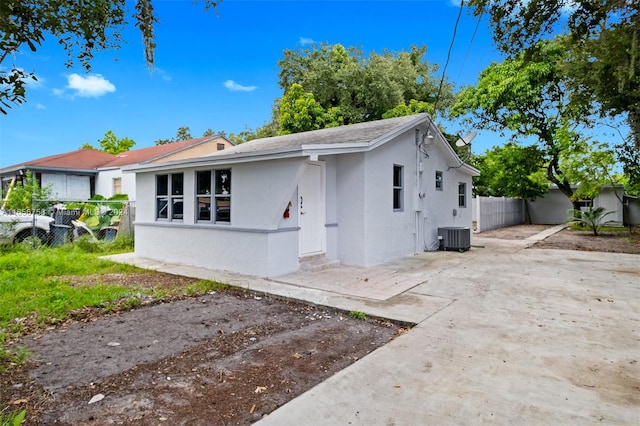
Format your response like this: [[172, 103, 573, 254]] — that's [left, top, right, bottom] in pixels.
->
[[35, 103, 46, 110], [223, 80, 257, 92], [62, 73, 116, 98], [299, 37, 315, 46], [154, 67, 172, 81]]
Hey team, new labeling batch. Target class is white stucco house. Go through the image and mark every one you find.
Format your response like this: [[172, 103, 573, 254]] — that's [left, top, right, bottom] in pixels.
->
[[127, 114, 479, 277]]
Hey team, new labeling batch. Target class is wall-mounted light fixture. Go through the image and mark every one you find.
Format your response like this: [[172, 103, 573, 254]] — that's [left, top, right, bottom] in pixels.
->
[[422, 130, 434, 144]]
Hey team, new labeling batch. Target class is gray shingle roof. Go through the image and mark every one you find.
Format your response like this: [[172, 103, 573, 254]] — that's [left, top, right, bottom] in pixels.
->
[[211, 113, 428, 157]]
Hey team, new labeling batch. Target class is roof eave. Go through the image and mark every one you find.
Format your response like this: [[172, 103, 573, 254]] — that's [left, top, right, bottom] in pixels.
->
[[124, 146, 306, 173], [367, 114, 430, 149], [139, 135, 226, 165], [1, 166, 99, 175]]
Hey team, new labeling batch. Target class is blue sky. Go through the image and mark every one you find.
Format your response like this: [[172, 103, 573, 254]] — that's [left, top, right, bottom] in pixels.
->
[[0, 0, 504, 168]]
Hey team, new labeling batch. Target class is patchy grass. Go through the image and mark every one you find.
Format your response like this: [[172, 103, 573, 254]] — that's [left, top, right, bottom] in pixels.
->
[[567, 224, 631, 233], [0, 244, 139, 335], [0, 239, 223, 365]]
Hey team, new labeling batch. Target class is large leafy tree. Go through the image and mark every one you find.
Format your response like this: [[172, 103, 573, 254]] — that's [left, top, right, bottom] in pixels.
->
[[467, 0, 639, 183], [0, 0, 219, 113], [278, 83, 342, 135], [82, 130, 135, 154], [471, 144, 548, 199], [451, 39, 614, 210], [277, 43, 451, 128], [558, 138, 620, 202]]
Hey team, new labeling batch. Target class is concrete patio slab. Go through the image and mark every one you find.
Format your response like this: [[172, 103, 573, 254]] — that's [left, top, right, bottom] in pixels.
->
[[274, 264, 435, 301]]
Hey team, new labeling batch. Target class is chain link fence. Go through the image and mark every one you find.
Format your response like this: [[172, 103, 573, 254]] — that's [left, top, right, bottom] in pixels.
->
[[0, 198, 135, 246]]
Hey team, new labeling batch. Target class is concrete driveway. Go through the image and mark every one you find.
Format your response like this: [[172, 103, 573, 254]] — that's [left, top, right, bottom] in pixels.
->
[[256, 236, 640, 425], [107, 231, 639, 425]]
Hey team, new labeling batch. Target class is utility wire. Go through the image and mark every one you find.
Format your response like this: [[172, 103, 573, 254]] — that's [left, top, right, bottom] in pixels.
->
[[433, 0, 464, 114], [456, 8, 484, 85]]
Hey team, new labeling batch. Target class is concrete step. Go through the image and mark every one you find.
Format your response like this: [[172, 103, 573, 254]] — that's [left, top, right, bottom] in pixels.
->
[[299, 255, 341, 272]]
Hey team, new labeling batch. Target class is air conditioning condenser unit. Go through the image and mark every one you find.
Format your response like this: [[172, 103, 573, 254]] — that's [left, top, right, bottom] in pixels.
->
[[438, 227, 471, 251]]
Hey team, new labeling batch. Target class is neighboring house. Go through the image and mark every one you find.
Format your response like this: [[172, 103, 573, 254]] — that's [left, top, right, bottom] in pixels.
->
[[0, 149, 117, 201], [527, 185, 626, 225], [127, 113, 479, 278], [0, 135, 233, 202], [95, 135, 234, 200]]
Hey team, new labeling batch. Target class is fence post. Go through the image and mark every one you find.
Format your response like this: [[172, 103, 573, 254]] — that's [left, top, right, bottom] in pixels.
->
[[475, 196, 481, 232]]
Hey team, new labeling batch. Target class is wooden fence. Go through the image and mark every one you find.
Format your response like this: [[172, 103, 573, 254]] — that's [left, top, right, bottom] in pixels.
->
[[473, 196, 525, 232]]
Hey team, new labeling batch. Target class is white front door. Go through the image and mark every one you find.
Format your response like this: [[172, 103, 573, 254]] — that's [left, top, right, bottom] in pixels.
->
[[298, 163, 324, 256]]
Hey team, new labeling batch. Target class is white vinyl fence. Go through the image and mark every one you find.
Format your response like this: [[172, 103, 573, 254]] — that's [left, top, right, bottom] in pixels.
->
[[473, 196, 525, 232]]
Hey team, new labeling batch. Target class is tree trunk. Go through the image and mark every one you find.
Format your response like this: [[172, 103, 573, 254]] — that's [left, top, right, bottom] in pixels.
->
[[545, 153, 578, 215]]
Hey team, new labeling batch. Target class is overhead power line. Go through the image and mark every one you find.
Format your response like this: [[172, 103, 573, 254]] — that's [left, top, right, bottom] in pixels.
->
[[433, 0, 464, 114], [456, 8, 484, 85]]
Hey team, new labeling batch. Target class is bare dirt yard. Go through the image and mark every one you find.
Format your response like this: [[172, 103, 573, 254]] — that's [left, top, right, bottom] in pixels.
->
[[477, 224, 640, 254], [1, 275, 404, 425], [3, 224, 638, 425]]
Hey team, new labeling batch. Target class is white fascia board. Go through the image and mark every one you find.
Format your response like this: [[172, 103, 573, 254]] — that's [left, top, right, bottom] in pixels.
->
[[428, 127, 480, 177], [300, 143, 370, 157], [368, 114, 430, 150], [461, 163, 481, 177], [123, 148, 306, 173]]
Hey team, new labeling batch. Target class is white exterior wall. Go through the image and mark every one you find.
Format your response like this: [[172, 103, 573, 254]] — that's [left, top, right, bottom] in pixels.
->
[[528, 187, 624, 225], [333, 129, 475, 267], [335, 153, 366, 265], [134, 159, 303, 277], [231, 159, 305, 229], [420, 144, 474, 249], [626, 198, 640, 225], [323, 157, 339, 261], [134, 224, 298, 277], [95, 168, 136, 200], [593, 187, 623, 225], [361, 134, 416, 266]]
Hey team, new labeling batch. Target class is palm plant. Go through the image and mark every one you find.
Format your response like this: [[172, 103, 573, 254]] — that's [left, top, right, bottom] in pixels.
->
[[567, 206, 615, 236]]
